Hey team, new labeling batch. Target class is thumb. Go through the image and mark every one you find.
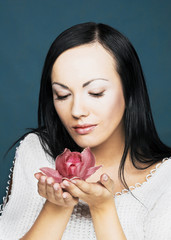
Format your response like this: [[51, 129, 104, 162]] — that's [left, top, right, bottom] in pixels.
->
[[100, 173, 115, 194]]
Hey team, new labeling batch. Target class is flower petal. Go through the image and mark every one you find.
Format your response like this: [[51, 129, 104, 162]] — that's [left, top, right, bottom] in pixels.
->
[[40, 167, 63, 183], [79, 147, 96, 177], [67, 165, 78, 178], [66, 152, 82, 164], [55, 148, 71, 176], [82, 165, 102, 180]]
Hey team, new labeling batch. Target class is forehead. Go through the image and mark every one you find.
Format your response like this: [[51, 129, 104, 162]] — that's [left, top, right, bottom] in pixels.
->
[[51, 43, 118, 85]]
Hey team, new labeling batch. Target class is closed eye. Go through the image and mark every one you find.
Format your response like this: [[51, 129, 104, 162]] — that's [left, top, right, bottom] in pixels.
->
[[55, 94, 71, 100], [89, 91, 105, 98]]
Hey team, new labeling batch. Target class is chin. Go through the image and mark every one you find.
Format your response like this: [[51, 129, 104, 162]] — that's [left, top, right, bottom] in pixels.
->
[[73, 139, 100, 149], [70, 133, 104, 149]]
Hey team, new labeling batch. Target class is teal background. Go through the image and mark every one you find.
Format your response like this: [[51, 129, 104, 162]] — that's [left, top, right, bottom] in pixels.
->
[[0, 0, 171, 204]]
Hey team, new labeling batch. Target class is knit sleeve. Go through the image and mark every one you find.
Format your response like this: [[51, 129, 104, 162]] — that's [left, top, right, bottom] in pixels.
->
[[143, 186, 171, 239], [0, 133, 54, 240]]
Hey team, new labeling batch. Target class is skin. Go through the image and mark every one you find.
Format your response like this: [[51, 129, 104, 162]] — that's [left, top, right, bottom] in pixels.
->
[[51, 43, 125, 152], [22, 43, 154, 239]]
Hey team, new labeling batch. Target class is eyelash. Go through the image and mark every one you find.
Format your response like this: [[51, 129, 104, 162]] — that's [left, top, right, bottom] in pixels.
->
[[54, 91, 105, 101], [89, 91, 105, 98], [55, 94, 70, 100]]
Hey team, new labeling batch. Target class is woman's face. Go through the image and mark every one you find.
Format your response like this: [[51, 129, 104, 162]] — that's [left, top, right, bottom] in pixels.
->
[[51, 43, 125, 149]]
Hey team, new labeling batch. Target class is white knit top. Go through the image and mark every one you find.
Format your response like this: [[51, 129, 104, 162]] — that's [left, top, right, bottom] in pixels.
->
[[0, 133, 171, 240]]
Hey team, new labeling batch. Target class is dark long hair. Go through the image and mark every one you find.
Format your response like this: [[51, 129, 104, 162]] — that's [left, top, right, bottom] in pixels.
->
[[15, 22, 171, 187]]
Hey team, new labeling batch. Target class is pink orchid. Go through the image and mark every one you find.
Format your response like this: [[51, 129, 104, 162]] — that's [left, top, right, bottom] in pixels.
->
[[40, 147, 102, 183]]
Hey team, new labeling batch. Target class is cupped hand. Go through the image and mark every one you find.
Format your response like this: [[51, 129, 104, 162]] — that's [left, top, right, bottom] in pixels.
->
[[34, 172, 78, 208], [61, 173, 115, 211]]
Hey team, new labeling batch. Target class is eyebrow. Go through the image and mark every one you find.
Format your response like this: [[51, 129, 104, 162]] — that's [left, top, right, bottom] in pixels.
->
[[52, 78, 109, 89]]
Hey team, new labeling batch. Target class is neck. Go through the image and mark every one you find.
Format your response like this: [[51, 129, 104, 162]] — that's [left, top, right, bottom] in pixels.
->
[[91, 123, 126, 167]]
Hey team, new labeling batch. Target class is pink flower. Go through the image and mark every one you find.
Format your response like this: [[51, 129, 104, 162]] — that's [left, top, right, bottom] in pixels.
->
[[40, 147, 102, 183]]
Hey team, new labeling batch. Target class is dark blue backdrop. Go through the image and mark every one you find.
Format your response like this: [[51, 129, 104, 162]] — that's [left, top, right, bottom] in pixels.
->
[[0, 0, 171, 204]]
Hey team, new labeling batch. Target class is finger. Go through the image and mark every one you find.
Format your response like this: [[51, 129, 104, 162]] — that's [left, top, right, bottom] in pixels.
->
[[34, 172, 45, 180], [53, 183, 63, 200], [63, 180, 84, 198], [37, 175, 47, 197], [70, 179, 94, 194], [53, 183, 78, 206], [46, 177, 55, 200], [62, 191, 74, 201], [100, 174, 115, 194], [63, 192, 79, 206], [60, 181, 66, 189]]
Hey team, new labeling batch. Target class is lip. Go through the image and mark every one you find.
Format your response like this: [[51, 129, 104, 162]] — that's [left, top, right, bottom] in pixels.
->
[[72, 124, 97, 135]]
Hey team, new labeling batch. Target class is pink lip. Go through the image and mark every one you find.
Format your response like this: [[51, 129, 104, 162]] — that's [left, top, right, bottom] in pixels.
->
[[73, 124, 97, 135]]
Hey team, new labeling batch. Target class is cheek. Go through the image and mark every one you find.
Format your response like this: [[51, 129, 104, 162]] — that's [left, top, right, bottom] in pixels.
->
[[53, 102, 69, 125], [103, 91, 125, 123]]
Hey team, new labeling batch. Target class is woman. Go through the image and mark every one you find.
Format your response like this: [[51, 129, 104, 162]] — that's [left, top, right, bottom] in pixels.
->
[[0, 22, 171, 240]]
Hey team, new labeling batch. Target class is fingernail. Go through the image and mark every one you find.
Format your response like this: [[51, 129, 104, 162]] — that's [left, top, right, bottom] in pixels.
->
[[63, 192, 68, 199], [60, 182, 65, 189], [53, 183, 59, 191], [63, 180, 70, 187], [103, 174, 108, 181], [71, 179, 76, 184], [47, 177, 53, 184], [40, 176, 46, 183], [34, 173, 39, 179]]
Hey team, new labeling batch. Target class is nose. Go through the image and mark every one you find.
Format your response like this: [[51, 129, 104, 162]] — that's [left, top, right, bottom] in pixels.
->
[[71, 95, 89, 119]]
